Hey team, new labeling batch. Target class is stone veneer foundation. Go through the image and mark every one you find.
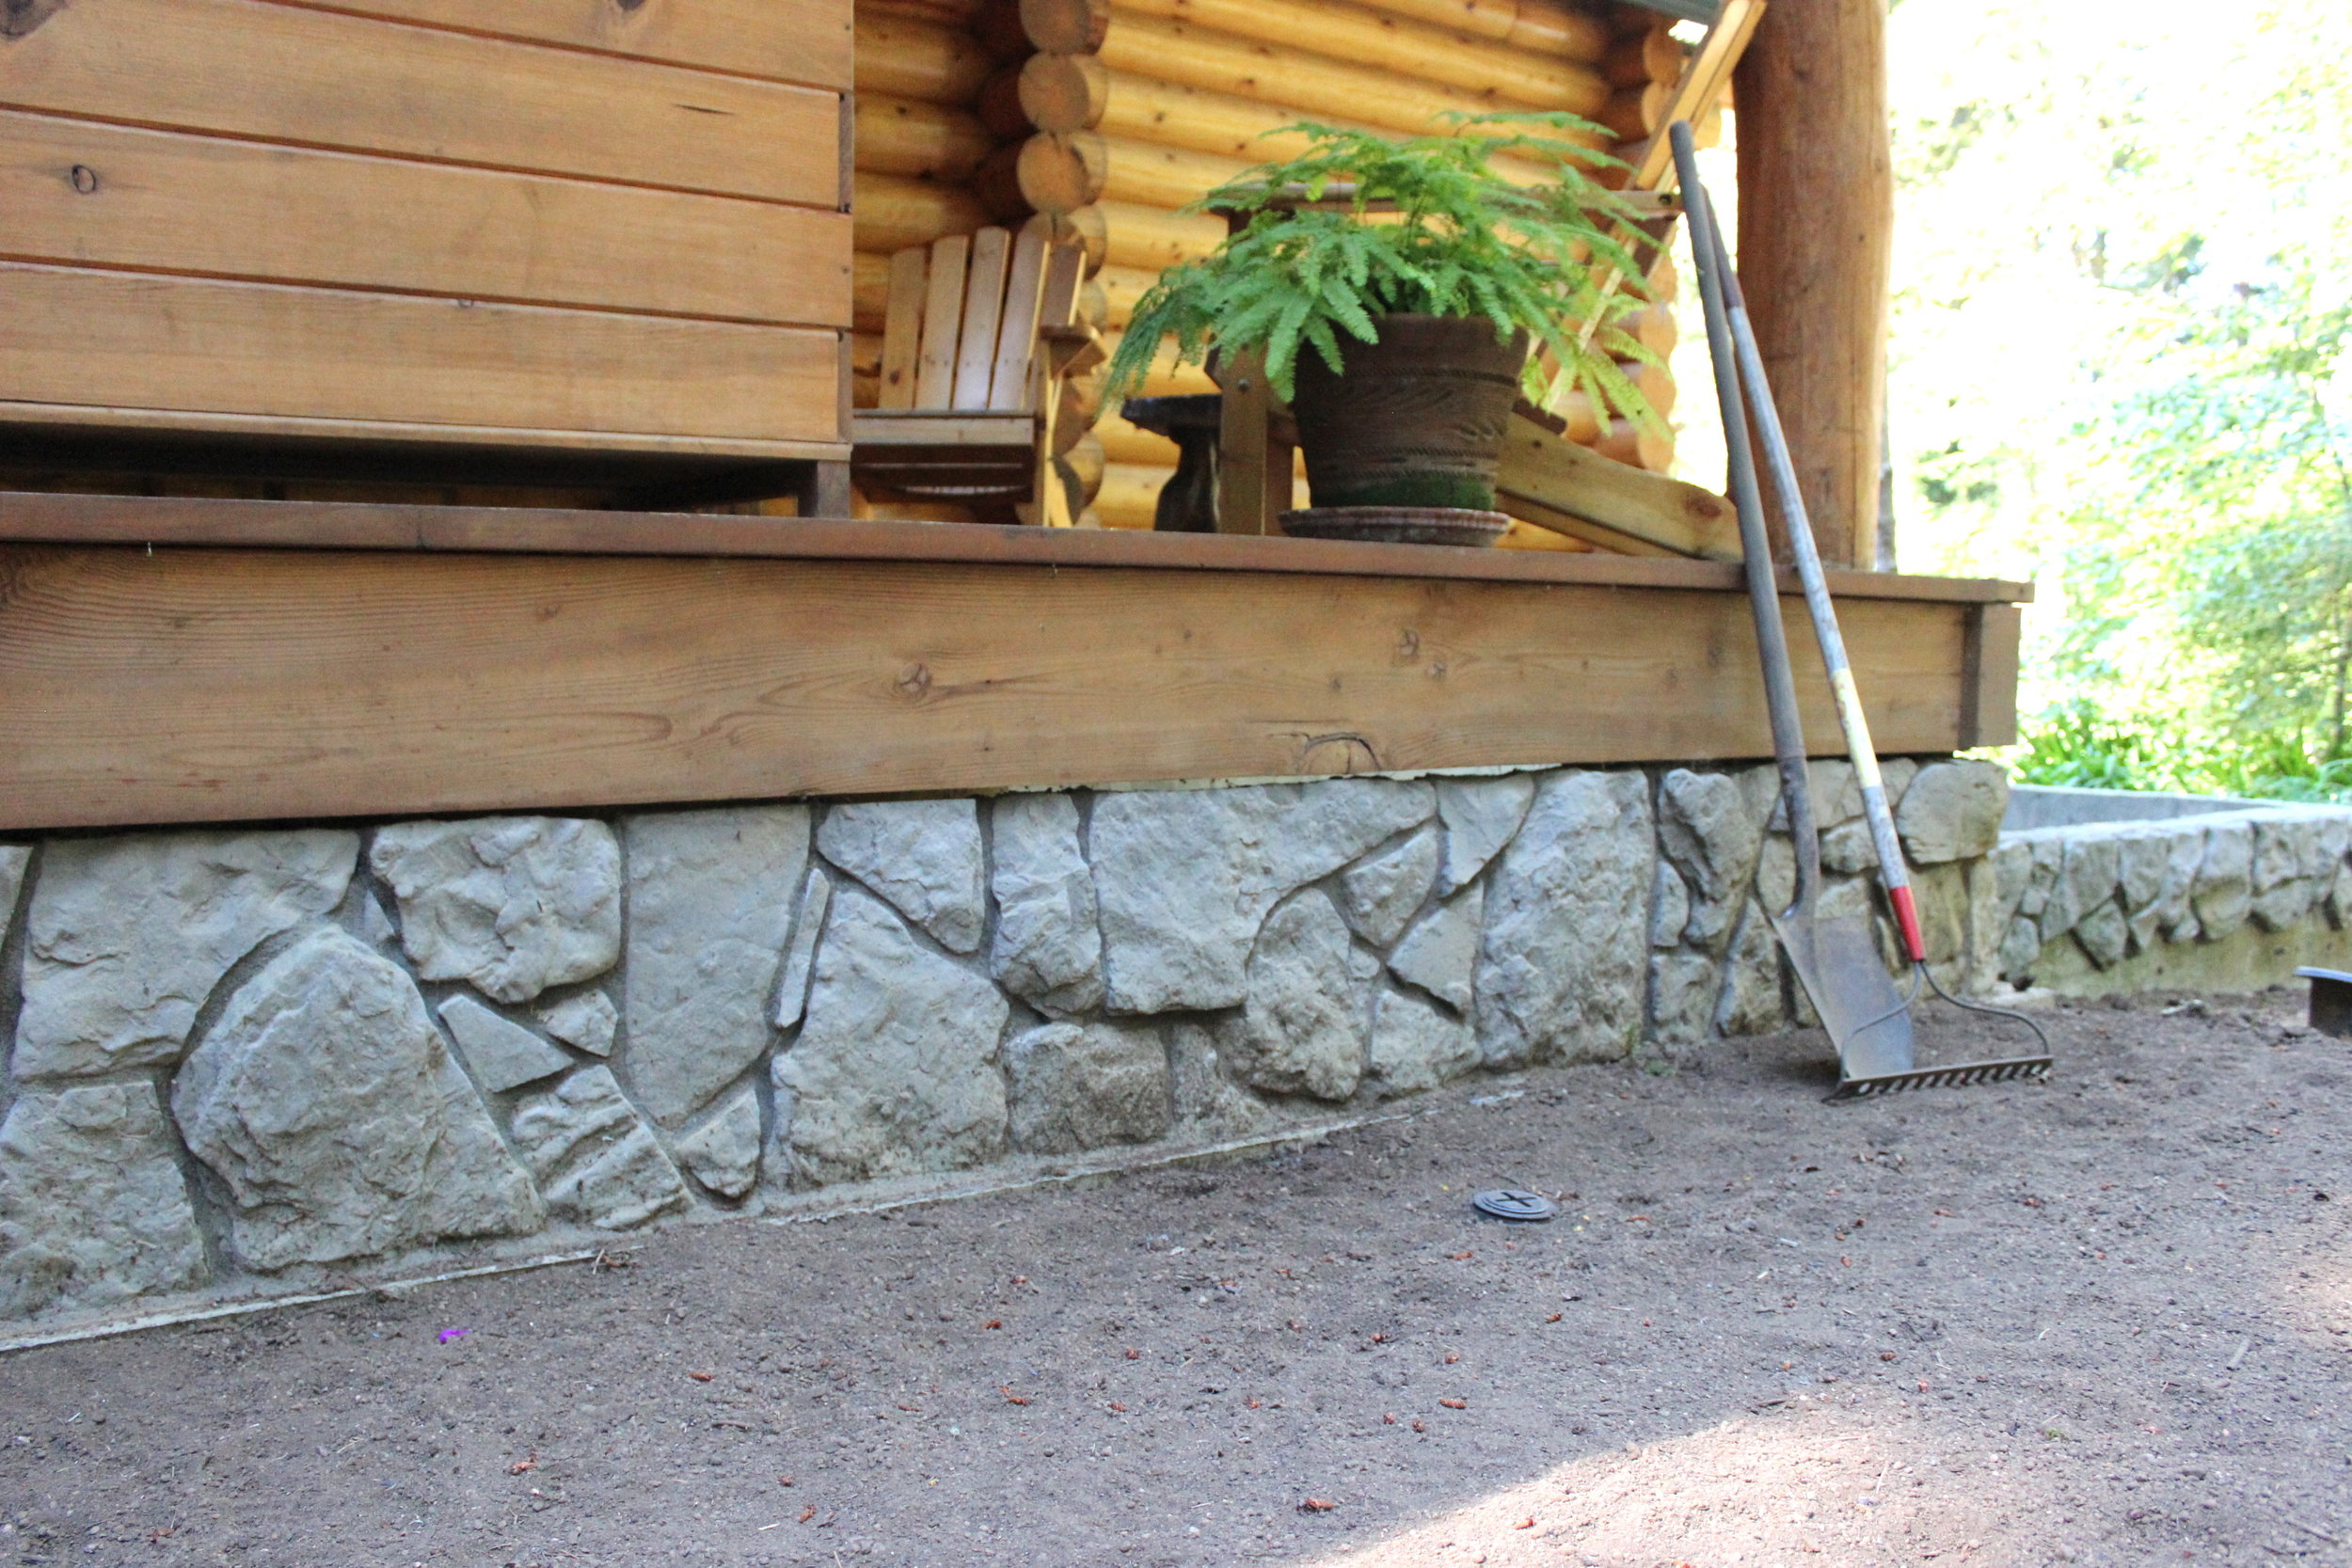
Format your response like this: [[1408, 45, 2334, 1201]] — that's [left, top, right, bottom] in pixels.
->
[[0, 757, 2027, 1332]]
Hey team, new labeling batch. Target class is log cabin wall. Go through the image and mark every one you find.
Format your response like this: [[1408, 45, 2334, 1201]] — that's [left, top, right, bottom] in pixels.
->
[[874, 0, 1711, 534]]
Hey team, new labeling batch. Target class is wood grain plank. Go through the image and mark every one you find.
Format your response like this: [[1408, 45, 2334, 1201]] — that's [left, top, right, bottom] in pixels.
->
[[1963, 602, 2022, 750], [876, 248, 930, 412], [0, 0, 842, 205], [914, 236, 971, 411], [0, 492, 2035, 601], [266, 0, 853, 90], [1496, 411, 1740, 560], [0, 264, 844, 444], [0, 112, 850, 326], [988, 230, 1050, 413], [0, 542, 1992, 831], [952, 229, 1012, 410]]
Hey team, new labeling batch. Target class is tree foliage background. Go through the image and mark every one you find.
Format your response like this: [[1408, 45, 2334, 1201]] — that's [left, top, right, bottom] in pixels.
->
[[1881, 0, 2352, 796]]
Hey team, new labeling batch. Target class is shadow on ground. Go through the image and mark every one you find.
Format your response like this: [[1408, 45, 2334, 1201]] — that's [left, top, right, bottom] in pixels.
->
[[2, 990, 2346, 1568]]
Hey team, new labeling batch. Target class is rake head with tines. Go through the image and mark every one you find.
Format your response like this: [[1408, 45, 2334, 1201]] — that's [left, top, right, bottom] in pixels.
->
[[1830, 1053, 2055, 1101]]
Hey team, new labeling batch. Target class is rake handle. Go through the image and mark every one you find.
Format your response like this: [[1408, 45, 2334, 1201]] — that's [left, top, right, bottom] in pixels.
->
[[1670, 122, 1820, 917], [1683, 140, 1928, 967]]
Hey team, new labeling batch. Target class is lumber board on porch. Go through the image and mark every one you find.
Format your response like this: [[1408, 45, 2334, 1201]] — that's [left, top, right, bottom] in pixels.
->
[[0, 494, 2029, 602], [0, 499, 2024, 832]]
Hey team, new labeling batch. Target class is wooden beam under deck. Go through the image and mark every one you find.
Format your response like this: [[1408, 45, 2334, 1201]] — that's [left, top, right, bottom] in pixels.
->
[[0, 494, 2023, 832]]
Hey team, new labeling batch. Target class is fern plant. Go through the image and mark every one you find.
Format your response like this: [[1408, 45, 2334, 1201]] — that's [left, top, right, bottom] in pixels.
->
[[1104, 115, 1660, 420]]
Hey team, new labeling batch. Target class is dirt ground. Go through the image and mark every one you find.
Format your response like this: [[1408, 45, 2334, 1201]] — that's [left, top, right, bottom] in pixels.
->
[[2, 989, 2347, 1568]]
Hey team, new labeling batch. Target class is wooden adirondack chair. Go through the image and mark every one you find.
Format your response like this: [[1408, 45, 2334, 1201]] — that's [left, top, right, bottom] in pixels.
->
[[851, 227, 1103, 526]]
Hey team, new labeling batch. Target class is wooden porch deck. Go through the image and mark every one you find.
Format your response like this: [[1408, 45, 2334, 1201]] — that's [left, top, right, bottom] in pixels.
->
[[0, 492, 2023, 832]]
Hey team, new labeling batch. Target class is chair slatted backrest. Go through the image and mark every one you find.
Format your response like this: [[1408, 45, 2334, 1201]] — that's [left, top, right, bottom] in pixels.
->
[[876, 227, 1081, 415]]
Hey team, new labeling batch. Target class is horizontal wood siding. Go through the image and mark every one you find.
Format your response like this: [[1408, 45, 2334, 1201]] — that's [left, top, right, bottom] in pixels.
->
[[278, 0, 855, 88], [0, 526, 2015, 831], [0, 0, 849, 456], [0, 0, 842, 203], [1, 113, 851, 325], [0, 265, 845, 443]]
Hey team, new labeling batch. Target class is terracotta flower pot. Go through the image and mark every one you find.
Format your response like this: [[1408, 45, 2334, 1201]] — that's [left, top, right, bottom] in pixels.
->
[[1287, 314, 1530, 512]]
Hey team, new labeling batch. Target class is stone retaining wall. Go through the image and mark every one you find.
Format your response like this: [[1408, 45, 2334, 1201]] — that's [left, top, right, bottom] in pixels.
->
[[0, 759, 2009, 1332], [1990, 803, 2352, 997]]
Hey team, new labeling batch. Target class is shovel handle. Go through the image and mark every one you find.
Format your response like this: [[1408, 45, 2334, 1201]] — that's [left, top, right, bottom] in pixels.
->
[[1670, 122, 1819, 916], [1688, 166, 1928, 967]]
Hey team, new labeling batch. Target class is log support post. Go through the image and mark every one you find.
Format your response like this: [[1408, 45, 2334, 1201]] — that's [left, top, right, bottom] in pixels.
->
[[1733, 0, 1891, 569]]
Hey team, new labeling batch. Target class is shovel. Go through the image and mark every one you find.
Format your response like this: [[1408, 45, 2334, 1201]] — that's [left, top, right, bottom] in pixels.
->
[[1670, 122, 2052, 1098]]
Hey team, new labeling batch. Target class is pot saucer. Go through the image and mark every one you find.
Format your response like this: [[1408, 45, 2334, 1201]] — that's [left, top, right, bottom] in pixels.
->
[[1278, 506, 1511, 547]]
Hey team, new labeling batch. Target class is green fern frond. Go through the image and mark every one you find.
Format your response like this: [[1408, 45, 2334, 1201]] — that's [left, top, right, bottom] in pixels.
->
[[1104, 113, 1660, 408]]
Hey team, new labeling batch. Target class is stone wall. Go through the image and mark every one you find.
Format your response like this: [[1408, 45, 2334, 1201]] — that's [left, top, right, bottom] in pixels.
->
[[0, 759, 2008, 1332], [1990, 803, 2352, 997]]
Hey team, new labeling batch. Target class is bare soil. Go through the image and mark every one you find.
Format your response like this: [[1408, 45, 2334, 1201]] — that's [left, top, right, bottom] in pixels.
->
[[2, 990, 2347, 1568]]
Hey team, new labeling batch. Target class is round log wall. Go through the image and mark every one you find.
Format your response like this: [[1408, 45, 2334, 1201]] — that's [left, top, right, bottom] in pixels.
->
[[850, 0, 1707, 531]]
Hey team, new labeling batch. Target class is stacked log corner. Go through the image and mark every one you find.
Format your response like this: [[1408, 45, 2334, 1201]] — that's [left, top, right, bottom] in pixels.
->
[[984, 0, 1695, 531]]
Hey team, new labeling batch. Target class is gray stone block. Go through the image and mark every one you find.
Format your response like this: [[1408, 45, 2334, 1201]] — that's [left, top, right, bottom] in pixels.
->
[[2193, 820, 2254, 941], [1433, 774, 1534, 895], [1335, 826, 1438, 948], [1659, 768, 1768, 953], [1769, 760, 1861, 831], [14, 829, 358, 1080], [1820, 819, 1878, 876], [1223, 891, 1373, 1101], [1895, 760, 2009, 863], [2044, 831, 2122, 942], [1646, 948, 1718, 1046], [1755, 834, 1795, 916], [771, 867, 832, 1030], [2015, 833, 2063, 922], [1714, 900, 1788, 1037], [989, 794, 1104, 1014], [0, 1082, 206, 1321], [1962, 857, 2005, 992], [1997, 911, 2042, 983], [1912, 861, 1970, 967], [0, 844, 28, 945], [2116, 828, 2169, 913], [437, 994, 572, 1093], [535, 990, 618, 1056], [1366, 985, 1478, 1095], [2250, 814, 2322, 932], [1004, 1021, 1171, 1153], [621, 806, 807, 1129], [2153, 827, 2207, 944], [1882, 757, 1921, 811], [1388, 883, 1481, 1012], [511, 1067, 690, 1230], [1167, 1021, 1275, 1138], [817, 799, 986, 956], [773, 888, 1009, 1186], [1989, 839, 2033, 919], [2329, 860, 2352, 931], [2073, 896, 2129, 970], [1477, 769, 1654, 1067], [674, 1086, 763, 1201], [173, 929, 543, 1271], [1091, 779, 1433, 1015], [1647, 861, 1690, 949], [369, 817, 619, 1005]]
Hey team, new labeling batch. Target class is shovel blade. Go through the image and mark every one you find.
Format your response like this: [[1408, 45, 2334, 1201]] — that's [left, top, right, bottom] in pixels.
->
[[1770, 910, 1915, 1083]]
